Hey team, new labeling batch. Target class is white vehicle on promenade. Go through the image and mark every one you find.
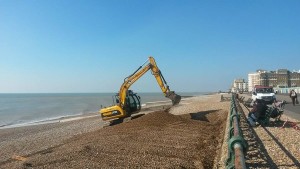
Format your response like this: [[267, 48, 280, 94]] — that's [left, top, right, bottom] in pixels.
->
[[252, 85, 276, 104]]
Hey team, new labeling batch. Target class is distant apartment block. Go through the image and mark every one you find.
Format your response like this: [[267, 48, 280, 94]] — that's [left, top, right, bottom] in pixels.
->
[[248, 72, 260, 92], [232, 79, 248, 92], [248, 69, 300, 91]]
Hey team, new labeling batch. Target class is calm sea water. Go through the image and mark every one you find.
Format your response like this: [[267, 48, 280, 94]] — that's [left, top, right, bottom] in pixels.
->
[[0, 92, 205, 128]]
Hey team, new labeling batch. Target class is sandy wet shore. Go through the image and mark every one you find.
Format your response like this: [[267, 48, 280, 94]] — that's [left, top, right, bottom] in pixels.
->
[[0, 114, 104, 165], [0, 94, 229, 168]]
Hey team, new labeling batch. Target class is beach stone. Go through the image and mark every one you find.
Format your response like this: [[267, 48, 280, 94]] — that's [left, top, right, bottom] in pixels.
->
[[0, 94, 229, 169]]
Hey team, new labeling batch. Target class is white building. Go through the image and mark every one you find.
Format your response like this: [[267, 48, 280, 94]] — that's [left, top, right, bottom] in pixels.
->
[[248, 72, 260, 92], [232, 79, 248, 93]]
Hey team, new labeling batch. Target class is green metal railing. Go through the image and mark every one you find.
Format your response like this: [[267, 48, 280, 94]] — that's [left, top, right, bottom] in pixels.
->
[[226, 94, 248, 169]]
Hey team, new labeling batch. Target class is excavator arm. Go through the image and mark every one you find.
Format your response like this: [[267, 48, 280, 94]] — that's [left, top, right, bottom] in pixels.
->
[[119, 57, 180, 107], [100, 56, 181, 121]]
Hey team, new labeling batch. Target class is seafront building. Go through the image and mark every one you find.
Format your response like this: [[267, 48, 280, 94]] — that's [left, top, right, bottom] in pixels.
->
[[247, 69, 300, 93], [248, 72, 260, 92], [231, 79, 248, 93]]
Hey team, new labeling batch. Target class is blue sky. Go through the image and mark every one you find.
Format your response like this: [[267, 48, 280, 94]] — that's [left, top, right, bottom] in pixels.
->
[[1, 0, 299, 93]]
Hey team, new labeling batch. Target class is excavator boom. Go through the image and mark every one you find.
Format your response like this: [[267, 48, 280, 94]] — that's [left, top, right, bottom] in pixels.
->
[[100, 56, 181, 121]]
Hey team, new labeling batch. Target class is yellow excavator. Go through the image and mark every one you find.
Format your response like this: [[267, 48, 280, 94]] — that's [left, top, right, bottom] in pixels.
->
[[100, 56, 181, 121]]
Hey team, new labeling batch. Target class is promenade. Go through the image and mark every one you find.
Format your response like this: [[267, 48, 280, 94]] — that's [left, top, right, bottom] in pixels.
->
[[238, 93, 300, 168], [274, 94, 300, 120]]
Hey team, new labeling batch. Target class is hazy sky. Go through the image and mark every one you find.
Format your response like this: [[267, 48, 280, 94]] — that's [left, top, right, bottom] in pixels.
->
[[1, 0, 299, 93]]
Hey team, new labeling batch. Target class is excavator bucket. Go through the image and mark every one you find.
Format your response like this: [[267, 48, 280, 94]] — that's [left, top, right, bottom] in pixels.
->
[[166, 91, 181, 105]]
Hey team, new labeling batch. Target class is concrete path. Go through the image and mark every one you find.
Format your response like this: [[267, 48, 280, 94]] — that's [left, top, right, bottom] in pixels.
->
[[274, 94, 300, 121]]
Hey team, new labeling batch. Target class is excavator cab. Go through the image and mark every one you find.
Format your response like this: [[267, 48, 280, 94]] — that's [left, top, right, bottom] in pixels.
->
[[123, 90, 141, 115], [101, 90, 141, 120]]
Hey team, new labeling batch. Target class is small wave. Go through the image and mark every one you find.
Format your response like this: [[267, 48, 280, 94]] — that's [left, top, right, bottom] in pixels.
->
[[0, 113, 93, 129], [0, 122, 14, 128], [0, 119, 60, 129]]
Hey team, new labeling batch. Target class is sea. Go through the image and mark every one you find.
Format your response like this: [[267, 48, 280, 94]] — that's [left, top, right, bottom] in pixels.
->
[[0, 92, 206, 128]]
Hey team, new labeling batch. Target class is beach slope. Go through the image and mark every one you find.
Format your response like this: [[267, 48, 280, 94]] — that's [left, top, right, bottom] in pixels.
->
[[0, 94, 229, 168]]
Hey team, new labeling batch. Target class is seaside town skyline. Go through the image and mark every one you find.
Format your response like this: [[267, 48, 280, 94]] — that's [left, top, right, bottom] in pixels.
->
[[232, 68, 300, 93]]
